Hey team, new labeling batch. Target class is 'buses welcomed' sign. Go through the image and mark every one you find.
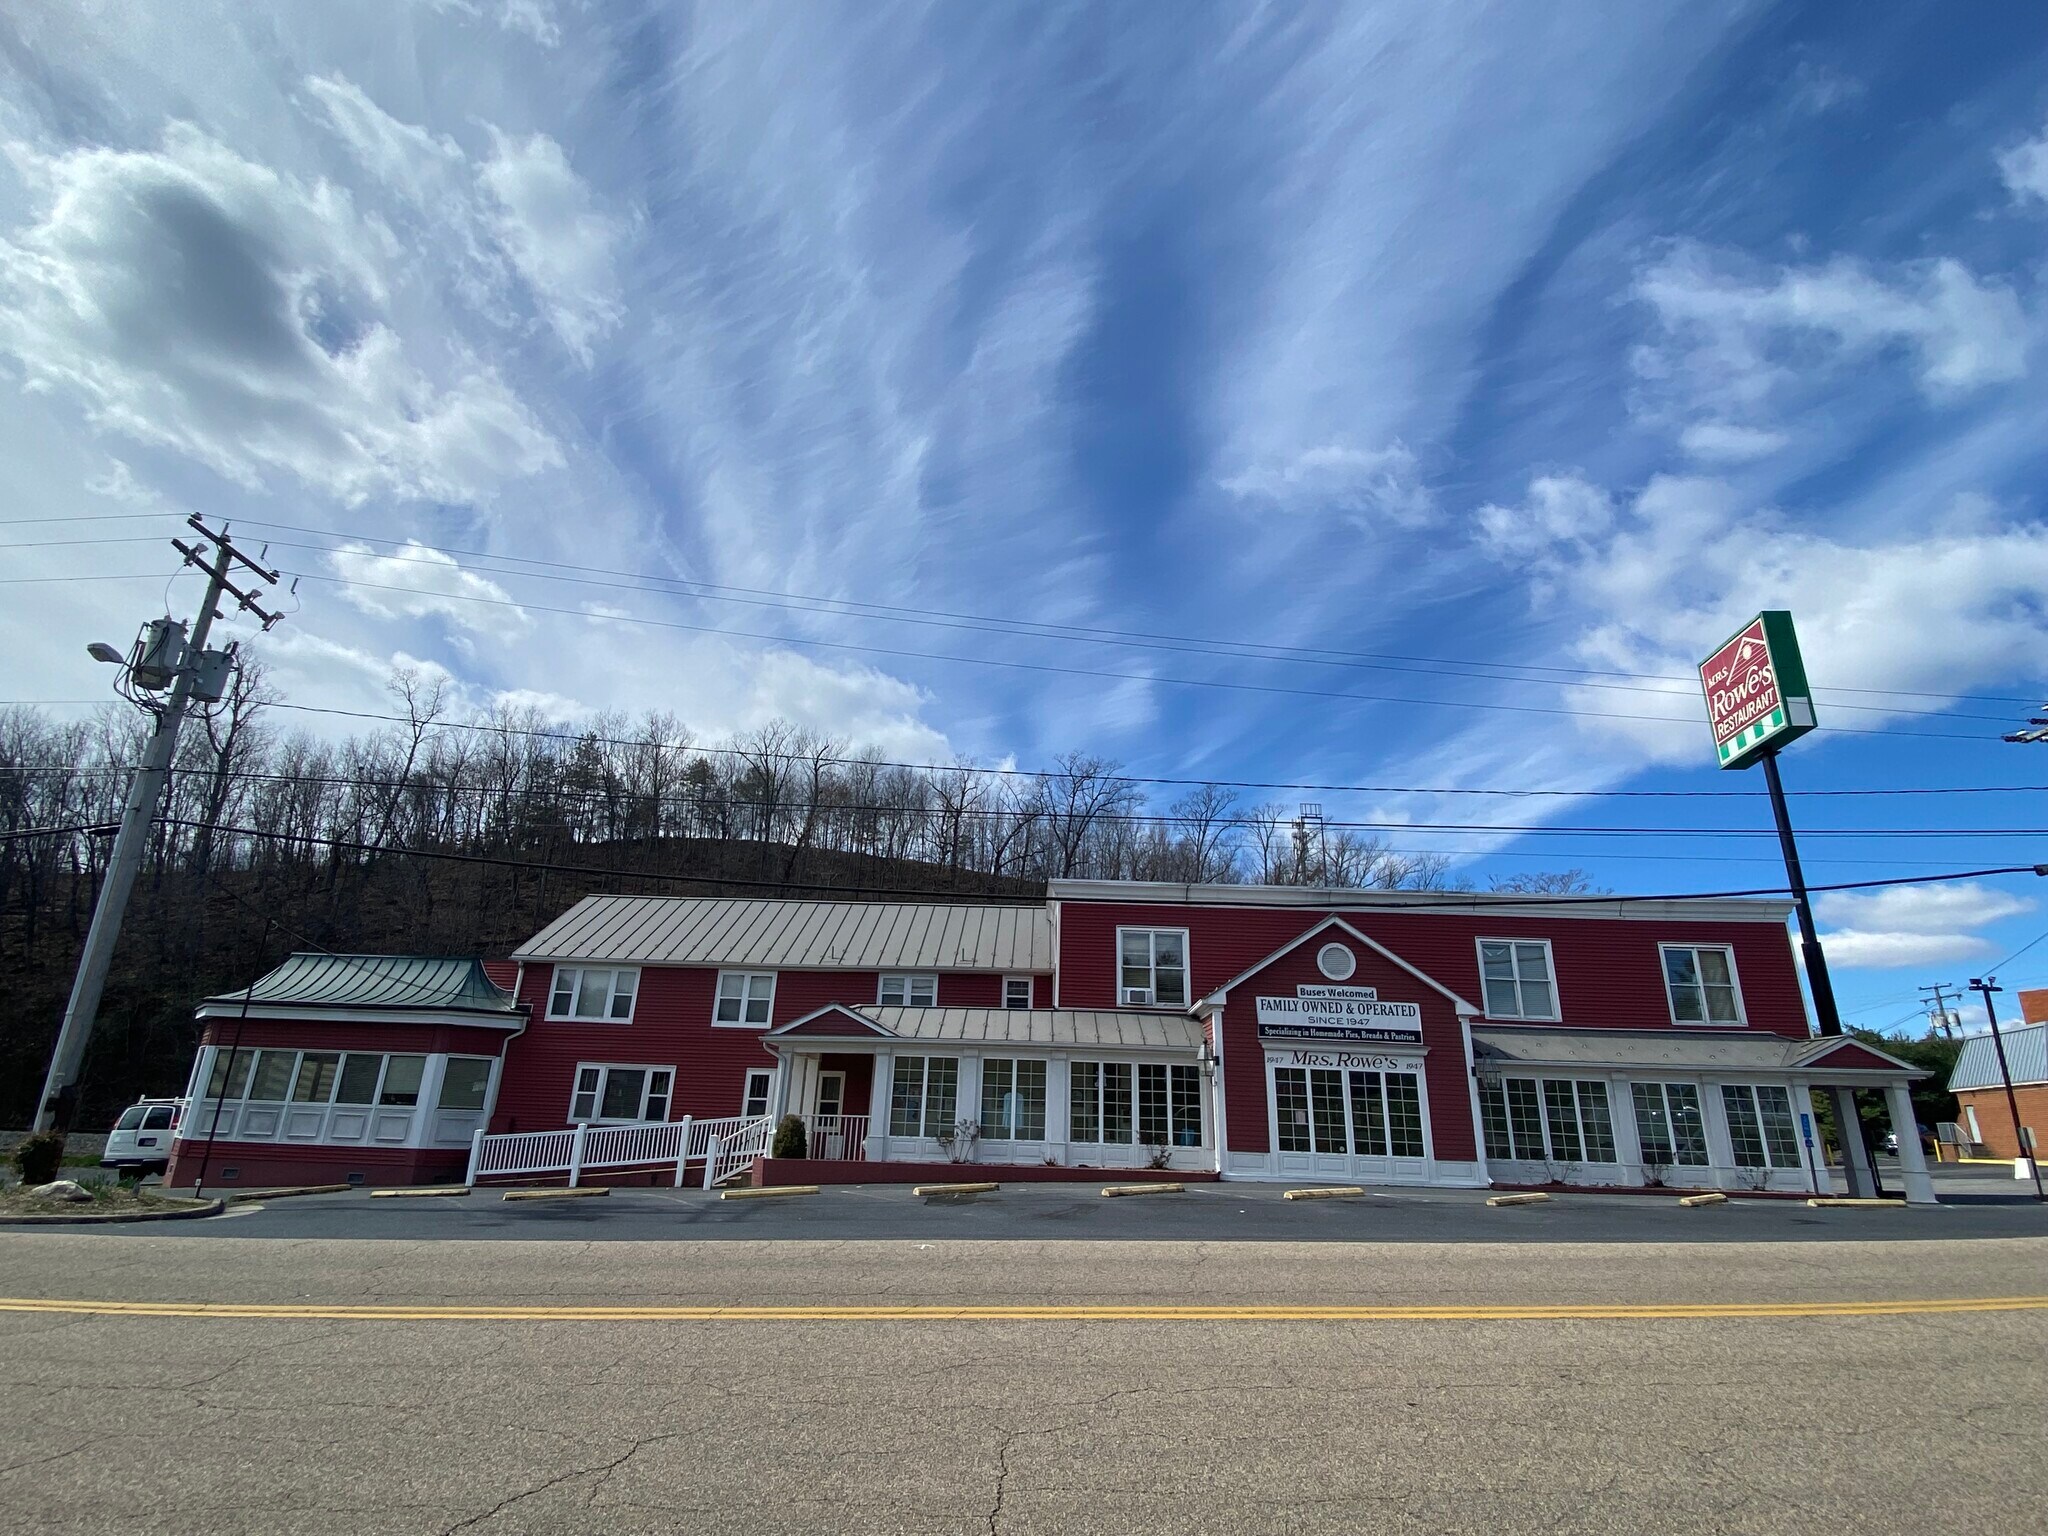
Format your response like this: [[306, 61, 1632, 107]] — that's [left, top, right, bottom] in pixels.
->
[[1699, 610, 1816, 771], [1256, 985, 1423, 1043]]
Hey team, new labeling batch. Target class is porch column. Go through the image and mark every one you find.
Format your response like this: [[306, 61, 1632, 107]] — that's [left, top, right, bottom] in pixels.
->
[[1886, 1082, 1937, 1205], [1608, 1077, 1646, 1184], [409, 1054, 450, 1149], [1699, 1080, 1737, 1193], [1044, 1056, 1071, 1158], [865, 1051, 892, 1158], [771, 1052, 794, 1120], [1207, 1009, 1228, 1177]]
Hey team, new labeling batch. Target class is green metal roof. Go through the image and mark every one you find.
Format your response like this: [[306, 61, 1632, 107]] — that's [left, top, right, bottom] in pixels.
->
[[204, 954, 520, 1016]]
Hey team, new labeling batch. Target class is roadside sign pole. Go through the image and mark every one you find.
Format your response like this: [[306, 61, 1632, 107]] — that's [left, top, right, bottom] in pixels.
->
[[1761, 750, 1878, 1199], [1967, 978, 2046, 1201]]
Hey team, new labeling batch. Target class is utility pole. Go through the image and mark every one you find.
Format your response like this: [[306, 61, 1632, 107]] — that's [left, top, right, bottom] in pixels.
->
[[1917, 983, 1960, 1039], [1966, 977, 2046, 1201], [34, 517, 281, 1141], [1761, 750, 1879, 1198]]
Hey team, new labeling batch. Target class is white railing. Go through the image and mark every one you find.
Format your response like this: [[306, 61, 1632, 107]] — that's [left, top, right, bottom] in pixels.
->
[[464, 1113, 781, 1190], [804, 1114, 870, 1161]]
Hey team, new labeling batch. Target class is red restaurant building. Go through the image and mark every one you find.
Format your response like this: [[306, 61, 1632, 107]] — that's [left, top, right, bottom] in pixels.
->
[[166, 881, 1936, 1201]]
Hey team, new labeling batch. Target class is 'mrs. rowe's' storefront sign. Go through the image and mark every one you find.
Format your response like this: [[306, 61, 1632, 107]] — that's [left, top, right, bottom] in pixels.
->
[[1698, 610, 1816, 770], [1256, 985, 1423, 1043]]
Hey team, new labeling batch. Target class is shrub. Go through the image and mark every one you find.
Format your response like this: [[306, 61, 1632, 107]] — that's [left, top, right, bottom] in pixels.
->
[[771, 1114, 808, 1160], [1144, 1138, 1173, 1170], [11, 1133, 65, 1187]]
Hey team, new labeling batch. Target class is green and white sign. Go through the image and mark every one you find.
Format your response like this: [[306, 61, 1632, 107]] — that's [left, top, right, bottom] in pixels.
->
[[1699, 610, 1817, 770]]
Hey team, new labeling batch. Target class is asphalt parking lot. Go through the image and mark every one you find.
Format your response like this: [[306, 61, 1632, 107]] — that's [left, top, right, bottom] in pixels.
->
[[62, 1159, 2038, 1243]]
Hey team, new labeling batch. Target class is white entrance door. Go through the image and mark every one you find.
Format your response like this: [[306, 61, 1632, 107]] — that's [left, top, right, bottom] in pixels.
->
[[816, 1071, 847, 1158], [1269, 1061, 1431, 1183]]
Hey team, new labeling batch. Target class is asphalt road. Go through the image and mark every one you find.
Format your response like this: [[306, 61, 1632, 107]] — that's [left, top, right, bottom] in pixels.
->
[[0, 1226, 2043, 1534]]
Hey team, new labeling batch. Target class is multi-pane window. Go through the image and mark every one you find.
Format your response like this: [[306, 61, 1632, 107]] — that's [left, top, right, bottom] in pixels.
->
[[713, 971, 775, 1026], [878, 973, 939, 1007], [1135, 1063, 1203, 1147], [1478, 940, 1557, 1019], [979, 1058, 1048, 1140], [203, 1049, 443, 1110], [1479, 1078, 1616, 1163], [1069, 1061, 1137, 1144], [548, 966, 639, 1021], [1721, 1084, 1803, 1168], [889, 1056, 958, 1137], [1117, 929, 1188, 1007], [1003, 976, 1033, 1010], [1661, 946, 1742, 1025], [742, 1069, 773, 1119], [1275, 1067, 1425, 1158], [1631, 1082, 1710, 1166], [569, 1064, 673, 1123]]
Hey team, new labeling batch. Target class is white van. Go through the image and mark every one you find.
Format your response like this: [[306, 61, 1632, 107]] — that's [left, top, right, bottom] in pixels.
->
[[101, 1098, 184, 1176]]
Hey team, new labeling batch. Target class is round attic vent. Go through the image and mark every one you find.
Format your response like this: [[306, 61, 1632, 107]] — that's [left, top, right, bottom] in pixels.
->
[[1317, 942, 1356, 981]]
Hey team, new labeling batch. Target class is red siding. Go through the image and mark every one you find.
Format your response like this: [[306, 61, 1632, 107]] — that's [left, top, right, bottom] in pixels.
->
[[1056, 900, 1809, 1039], [494, 964, 1010, 1132], [1216, 929, 1476, 1161], [164, 1140, 463, 1188]]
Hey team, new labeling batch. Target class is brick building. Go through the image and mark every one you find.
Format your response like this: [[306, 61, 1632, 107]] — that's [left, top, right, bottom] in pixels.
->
[[1946, 988, 2046, 1160]]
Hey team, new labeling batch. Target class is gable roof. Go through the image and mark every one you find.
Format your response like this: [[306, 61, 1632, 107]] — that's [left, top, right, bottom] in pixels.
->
[[767, 1004, 895, 1040], [1790, 1037, 1917, 1073], [1202, 915, 1480, 1016], [514, 896, 1051, 972], [201, 954, 521, 1019]]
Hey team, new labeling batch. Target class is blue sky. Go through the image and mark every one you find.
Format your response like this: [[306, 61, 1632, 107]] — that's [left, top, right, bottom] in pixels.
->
[[2, 2, 2046, 1033]]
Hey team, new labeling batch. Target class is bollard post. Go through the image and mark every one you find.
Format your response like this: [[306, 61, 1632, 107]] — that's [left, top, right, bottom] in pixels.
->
[[569, 1122, 588, 1188], [673, 1116, 694, 1188]]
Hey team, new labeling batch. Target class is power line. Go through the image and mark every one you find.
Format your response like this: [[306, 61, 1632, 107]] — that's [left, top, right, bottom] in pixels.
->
[[2, 518, 2032, 711], [5, 696, 2045, 800]]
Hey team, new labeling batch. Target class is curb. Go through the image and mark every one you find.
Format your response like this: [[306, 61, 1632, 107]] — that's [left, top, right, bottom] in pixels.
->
[[1283, 1186, 1365, 1201], [1486, 1193, 1551, 1208], [223, 1184, 351, 1205], [371, 1187, 471, 1199], [1807, 1197, 1907, 1209], [1678, 1192, 1729, 1207], [1101, 1183, 1183, 1197], [913, 1182, 999, 1197], [0, 1198, 224, 1226], [503, 1187, 610, 1201], [721, 1185, 820, 1200]]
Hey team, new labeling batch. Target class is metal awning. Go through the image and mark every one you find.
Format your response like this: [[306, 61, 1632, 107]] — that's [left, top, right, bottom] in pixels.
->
[[1472, 1025, 1921, 1079], [200, 953, 520, 1019], [771, 1006, 1201, 1051]]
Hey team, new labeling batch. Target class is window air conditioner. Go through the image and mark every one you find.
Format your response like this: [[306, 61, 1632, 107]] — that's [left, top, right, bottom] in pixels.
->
[[1122, 987, 1154, 1006]]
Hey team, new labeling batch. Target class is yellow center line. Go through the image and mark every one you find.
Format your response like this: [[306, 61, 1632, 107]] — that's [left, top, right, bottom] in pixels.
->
[[0, 1296, 2044, 1323]]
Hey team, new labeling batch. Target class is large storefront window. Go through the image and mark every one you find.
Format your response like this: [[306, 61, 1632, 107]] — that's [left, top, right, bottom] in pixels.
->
[[1721, 1084, 1802, 1168], [203, 1048, 437, 1110], [1070, 1062, 1134, 1144], [1631, 1082, 1709, 1166], [1275, 1067, 1424, 1158], [889, 1056, 958, 1137], [1479, 1078, 1617, 1163], [1138, 1063, 1203, 1147], [979, 1059, 1047, 1140]]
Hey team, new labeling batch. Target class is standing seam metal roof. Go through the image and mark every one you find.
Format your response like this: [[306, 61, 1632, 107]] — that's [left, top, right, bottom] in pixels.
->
[[1949, 1023, 2046, 1091], [202, 954, 519, 1014], [861, 1007, 1202, 1050], [512, 895, 1053, 971]]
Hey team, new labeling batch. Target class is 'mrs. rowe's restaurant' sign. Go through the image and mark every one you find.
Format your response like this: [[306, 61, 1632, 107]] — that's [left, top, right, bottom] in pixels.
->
[[1256, 985, 1423, 1044], [1698, 610, 1816, 771]]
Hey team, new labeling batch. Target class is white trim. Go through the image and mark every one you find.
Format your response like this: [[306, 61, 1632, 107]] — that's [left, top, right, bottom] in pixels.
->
[[1473, 936, 1560, 1022], [712, 969, 777, 1028], [1048, 879, 1794, 924], [194, 1003, 522, 1029], [877, 972, 939, 1008], [566, 1061, 675, 1124], [742, 1068, 774, 1119], [1657, 942, 1748, 1027], [1115, 926, 1191, 1010], [545, 965, 641, 1024], [764, 1003, 894, 1039], [1315, 942, 1356, 981], [1205, 915, 1481, 1016]]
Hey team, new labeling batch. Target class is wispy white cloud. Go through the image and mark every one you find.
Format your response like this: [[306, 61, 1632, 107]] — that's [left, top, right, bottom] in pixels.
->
[[1816, 882, 2034, 971], [328, 541, 533, 643], [1220, 442, 1436, 528], [479, 128, 629, 363], [1998, 117, 2048, 206], [0, 124, 559, 503]]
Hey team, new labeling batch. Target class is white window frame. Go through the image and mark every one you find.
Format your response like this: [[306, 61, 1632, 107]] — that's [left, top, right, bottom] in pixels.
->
[[1478, 1076, 1617, 1163], [1474, 938, 1559, 1021], [546, 966, 640, 1023], [713, 970, 776, 1027], [1116, 927, 1190, 1008], [889, 1055, 960, 1138], [877, 972, 939, 1008], [1719, 1083, 1803, 1169], [1658, 943, 1746, 1027], [568, 1062, 675, 1124], [1003, 975, 1034, 1010], [742, 1068, 774, 1120]]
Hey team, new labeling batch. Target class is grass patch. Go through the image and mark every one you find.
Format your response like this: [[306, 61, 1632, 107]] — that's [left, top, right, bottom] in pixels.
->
[[0, 1181, 200, 1218]]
